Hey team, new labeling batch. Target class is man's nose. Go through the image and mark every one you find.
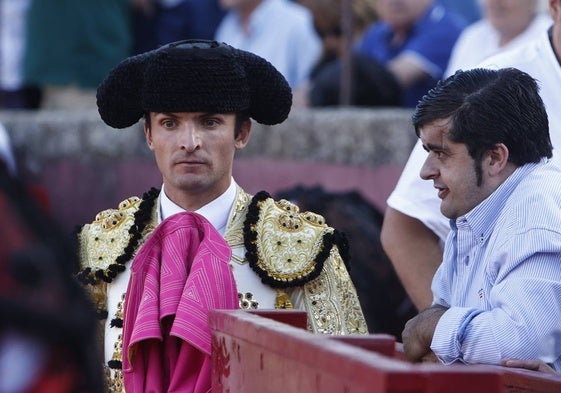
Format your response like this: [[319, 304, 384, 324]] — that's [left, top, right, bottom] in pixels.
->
[[420, 156, 437, 180], [179, 124, 200, 152]]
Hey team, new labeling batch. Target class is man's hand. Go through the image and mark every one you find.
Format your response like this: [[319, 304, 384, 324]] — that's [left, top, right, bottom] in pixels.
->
[[501, 359, 558, 375], [402, 304, 448, 362]]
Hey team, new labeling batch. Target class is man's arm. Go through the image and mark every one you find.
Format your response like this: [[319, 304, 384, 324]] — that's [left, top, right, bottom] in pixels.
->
[[387, 55, 431, 88], [381, 207, 443, 310], [430, 244, 561, 369]]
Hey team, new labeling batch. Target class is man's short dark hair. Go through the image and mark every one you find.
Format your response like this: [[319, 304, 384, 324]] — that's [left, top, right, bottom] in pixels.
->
[[412, 67, 552, 166]]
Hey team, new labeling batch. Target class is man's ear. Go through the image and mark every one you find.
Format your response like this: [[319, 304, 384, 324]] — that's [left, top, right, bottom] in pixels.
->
[[144, 122, 154, 151], [487, 143, 509, 176], [234, 119, 251, 150], [550, 0, 560, 20]]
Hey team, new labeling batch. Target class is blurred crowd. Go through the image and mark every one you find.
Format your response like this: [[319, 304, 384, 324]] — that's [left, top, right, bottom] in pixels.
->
[[3, 0, 545, 112], [0, 0, 224, 110]]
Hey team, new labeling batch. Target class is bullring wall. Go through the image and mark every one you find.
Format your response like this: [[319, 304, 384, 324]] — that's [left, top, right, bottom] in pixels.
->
[[0, 107, 417, 233]]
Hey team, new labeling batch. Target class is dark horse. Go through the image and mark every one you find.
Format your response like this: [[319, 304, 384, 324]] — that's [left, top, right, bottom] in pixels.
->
[[276, 185, 416, 340]]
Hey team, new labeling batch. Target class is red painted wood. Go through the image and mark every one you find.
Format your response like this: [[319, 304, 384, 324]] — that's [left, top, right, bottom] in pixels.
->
[[208, 310, 507, 393], [486, 365, 561, 393], [246, 309, 308, 330], [327, 335, 396, 358]]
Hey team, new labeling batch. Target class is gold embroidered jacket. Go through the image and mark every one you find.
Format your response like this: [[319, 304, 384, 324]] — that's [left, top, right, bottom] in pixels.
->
[[78, 186, 368, 335]]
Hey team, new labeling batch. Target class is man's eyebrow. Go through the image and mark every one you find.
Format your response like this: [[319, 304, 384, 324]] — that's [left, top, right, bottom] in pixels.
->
[[422, 143, 444, 152], [154, 112, 180, 118]]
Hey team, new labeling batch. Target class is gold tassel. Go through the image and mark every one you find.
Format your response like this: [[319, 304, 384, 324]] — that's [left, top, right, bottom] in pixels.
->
[[275, 289, 294, 309]]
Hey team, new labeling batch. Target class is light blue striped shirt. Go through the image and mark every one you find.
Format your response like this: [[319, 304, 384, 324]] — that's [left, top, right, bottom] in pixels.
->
[[214, 0, 321, 89], [431, 159, 561, 371]]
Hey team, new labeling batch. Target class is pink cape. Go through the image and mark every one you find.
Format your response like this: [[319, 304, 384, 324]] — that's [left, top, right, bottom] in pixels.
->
[[121, 212, 238, 392]]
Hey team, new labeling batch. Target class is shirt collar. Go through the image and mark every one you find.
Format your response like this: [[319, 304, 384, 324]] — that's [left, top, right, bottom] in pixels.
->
[[454, 160, 542, 240], [159, 180, 237, 235]]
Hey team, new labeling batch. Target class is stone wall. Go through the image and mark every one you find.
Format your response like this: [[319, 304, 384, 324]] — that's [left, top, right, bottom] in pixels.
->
[[0, 107, 417, 233]]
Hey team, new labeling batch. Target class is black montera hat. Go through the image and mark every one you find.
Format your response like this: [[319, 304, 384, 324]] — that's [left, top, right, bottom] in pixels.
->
[[97, 40, 293, 128]]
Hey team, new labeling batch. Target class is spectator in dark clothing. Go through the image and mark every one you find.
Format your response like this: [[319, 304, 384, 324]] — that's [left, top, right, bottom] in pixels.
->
[[131, 0, 226, 54], [295, 0, 401, 107], [356, 0, 467, 107]]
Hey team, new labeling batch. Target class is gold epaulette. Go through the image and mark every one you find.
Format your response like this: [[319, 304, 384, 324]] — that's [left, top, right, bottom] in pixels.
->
[[78, 197, 142, 280], [244, 191, 343, 288]]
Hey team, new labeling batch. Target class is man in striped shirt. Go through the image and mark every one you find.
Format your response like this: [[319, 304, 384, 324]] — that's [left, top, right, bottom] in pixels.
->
[[401, 67, 561, 372]]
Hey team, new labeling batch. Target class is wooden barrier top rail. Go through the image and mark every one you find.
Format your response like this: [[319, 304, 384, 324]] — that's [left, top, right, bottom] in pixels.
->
[[208, 309, 561, 393]]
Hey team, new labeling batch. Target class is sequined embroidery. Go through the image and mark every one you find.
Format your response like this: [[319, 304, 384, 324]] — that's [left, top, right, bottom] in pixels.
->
[[238, 292, 259, 309], [106, 293, 126, 392], [80, 186, 368, 393]]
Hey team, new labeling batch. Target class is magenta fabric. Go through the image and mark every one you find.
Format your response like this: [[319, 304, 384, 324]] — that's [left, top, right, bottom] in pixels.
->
[[121, 212, 238, 392]]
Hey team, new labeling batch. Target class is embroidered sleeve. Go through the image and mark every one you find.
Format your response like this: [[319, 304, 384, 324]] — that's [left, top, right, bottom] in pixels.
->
[[303, 247, 368, 335], [77, 197, 142, 281], [76, 188, 160, 314], [241, 190, 368, 334], [244, 191, 339, 288], [76, 197, 140, 313]]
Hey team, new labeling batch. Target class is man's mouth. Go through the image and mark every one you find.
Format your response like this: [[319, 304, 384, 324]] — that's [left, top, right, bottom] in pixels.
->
[[175, 158, 204, 166], [436, 186, 448, 200]]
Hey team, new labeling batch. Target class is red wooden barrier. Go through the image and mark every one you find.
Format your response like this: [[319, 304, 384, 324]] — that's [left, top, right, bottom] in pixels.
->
[[208, 310, 520, 393]]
